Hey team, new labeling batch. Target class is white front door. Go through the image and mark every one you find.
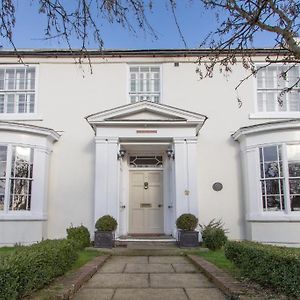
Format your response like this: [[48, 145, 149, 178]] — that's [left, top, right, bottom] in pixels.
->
[[129, 170, 164, 234]]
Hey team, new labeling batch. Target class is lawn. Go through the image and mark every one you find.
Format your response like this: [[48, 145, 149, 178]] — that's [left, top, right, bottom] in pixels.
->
[[70, 249, 101, 271], [0, 246, 16, 256], [197, 249, 238, 275]]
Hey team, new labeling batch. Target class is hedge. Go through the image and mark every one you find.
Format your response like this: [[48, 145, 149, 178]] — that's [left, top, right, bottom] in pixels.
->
[[225, 241, 300, 298], [0, 239, 78, 300]]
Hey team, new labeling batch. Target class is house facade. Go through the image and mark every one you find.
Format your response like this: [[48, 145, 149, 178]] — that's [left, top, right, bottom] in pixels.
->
[[0, 49, 299, 246]]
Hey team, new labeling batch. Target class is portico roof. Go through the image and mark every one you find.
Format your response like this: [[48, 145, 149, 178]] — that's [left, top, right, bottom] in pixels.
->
[[85, 101, 207, 135]]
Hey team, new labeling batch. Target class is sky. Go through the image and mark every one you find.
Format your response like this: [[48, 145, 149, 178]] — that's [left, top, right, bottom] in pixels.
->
[[1, 0, 277, 50]]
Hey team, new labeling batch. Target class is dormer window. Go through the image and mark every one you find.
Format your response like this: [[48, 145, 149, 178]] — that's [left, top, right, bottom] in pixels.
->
[[129, 66, 161, 103]]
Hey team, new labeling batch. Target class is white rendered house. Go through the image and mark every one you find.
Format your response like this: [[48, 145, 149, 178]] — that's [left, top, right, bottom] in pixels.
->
[[0, 49, 299, 246]]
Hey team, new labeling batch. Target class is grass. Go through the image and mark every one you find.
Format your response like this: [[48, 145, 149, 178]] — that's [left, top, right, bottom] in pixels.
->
[[0, 246, 16, 256], [70, 249, 102, 271], [197, 248, 238, 275]]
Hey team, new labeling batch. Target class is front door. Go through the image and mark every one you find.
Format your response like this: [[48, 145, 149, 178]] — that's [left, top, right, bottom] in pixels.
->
[[129, 170, 164, 234]]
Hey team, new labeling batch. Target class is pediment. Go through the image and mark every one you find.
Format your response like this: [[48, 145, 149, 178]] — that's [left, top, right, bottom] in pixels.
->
[[106, 109, 186, 121], [85, 101, 207, 134], [86, 101, 206, 123]]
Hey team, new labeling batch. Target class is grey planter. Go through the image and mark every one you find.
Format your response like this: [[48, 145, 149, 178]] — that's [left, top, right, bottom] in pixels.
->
[[94, 231, 115, 248], [177, 230, 199, 248]]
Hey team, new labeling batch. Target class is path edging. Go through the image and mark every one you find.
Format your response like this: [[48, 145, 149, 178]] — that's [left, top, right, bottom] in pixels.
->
[[187, 254, 246, 300], [57, 254, 110, 299]]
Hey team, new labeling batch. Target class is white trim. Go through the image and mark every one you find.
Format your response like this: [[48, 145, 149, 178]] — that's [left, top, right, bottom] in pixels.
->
[[232, 119, 300, 141], [249, 112, 300, 119], [0, 113, 43, 121]]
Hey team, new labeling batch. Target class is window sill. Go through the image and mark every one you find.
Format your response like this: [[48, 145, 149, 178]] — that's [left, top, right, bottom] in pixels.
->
[[249, 112, 300, 119], [0, 113, 43, 121], [0, 212, 47, 221], [247, 213, 300, 222]]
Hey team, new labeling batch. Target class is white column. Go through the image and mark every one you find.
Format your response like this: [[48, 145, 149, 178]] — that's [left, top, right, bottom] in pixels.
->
[[94, 137, 119, 229], [173, 137, 199, 219]]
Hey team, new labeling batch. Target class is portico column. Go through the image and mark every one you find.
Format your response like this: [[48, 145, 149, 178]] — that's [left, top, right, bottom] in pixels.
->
[[173, 137, 199, 219], [94, 137, 119, 228]]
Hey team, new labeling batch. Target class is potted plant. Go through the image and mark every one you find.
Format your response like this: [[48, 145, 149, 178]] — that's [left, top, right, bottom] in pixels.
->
[[94, 215, 118, 248], [176, 213, 199, 248]]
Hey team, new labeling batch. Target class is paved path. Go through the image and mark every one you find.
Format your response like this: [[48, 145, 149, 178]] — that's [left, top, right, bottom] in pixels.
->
[[74, 256, 226, 300]]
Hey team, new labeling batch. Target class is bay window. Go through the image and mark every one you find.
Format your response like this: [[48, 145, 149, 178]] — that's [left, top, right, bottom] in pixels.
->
[[0, 145, 33, 212], [0, 67, 36, 114], [259, 143, 300, 213]]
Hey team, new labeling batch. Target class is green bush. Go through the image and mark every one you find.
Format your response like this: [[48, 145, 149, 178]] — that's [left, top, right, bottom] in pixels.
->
[[95, 215, 118, 231], [67, 225, 91, 249], [225, 241, 300, 298], [176, 213, 198, 231], [0, 239, 78, 300], [200, 219, 228, 250]]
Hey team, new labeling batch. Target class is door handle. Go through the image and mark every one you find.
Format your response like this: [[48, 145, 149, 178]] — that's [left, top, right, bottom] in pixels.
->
[[158, 204, 163, 208], [144, 182, 148, 189]]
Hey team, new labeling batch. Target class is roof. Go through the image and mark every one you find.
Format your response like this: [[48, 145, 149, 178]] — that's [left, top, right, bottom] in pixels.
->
[[0, 48, 289, 58]]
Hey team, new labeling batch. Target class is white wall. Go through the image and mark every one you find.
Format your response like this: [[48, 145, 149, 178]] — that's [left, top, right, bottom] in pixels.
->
[[0, 55, 290, 242]]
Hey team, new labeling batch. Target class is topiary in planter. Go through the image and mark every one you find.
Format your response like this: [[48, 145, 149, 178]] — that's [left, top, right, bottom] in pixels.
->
[[176, 213, 199, 248], [95, 215, 118, 232], [176, 213, 198, 231], [94, 215, 118, 248]]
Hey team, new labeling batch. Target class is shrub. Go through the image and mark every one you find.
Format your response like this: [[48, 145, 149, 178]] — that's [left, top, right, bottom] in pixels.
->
[[0, 239, 78, 300], [67, 225, 90, 249], [176, 213, 198, 231], [95, 215, 118, 231], [225, 241, 300, 298], [200, 219, 228, 250]]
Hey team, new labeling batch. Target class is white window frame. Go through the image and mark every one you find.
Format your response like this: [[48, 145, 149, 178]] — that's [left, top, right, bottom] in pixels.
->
[[0, 144, 34, 214], [127, 64, 163, 104], [258, 142, 300, 217], [250, 63, 300, 119], [0, 64, 41, 120]]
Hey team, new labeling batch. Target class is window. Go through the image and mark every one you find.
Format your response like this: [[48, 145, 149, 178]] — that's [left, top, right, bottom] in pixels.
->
[[0, 67, 36, 114], [256, 65, 300, 113], [129, 66, 160, 103], [259, 144, 300, 213], [129, 155, 163, 167], [0, 145, 33, 212]]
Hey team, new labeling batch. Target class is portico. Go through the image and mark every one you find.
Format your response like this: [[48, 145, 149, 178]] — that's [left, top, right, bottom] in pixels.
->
[[86, 101, 207, 238]]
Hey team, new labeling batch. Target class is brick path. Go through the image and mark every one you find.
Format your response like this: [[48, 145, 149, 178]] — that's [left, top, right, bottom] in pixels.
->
[[73, 256, 226, 300]]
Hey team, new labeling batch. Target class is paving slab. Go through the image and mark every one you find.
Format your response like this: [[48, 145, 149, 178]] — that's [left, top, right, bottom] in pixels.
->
[[99, 260, 126, 273], [186, 288, 227, 300], [150, 273, 214, 288], [85, 273, 149, 288], [172, 263, 198, 273], [124, 263, 174, 273], [113, 288, 188, 300], [73, 288, 114, 300], [149, 256, 188, 264], [110, 256, 148, 264]]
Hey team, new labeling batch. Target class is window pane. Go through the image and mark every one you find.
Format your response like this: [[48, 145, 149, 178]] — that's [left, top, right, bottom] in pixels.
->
[[257, 92, 264, 112], [291, 195, 300, 211], [289, 92, 300, 112], [266, 92, 276, 111], [0, 179, 5, 210], [17, 94, 26, 113], [6, 69, 15, 90], [16, 69, 25, 90], [289, 179, 300, 194], [266, 195, 284, 211], [263, 145, 278, 162], [7, 94, 15, 113], [0, 146, 7, 177]]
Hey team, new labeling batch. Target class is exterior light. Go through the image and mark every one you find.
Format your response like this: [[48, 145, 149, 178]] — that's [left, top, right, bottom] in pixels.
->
[[117, 149, 126, 160], [166, 149, 174, 159]]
